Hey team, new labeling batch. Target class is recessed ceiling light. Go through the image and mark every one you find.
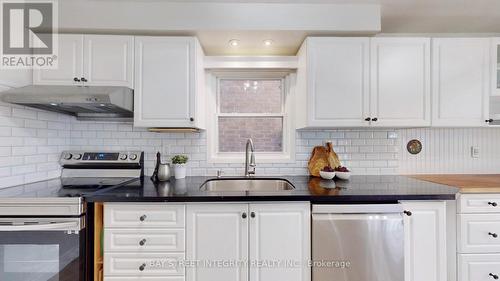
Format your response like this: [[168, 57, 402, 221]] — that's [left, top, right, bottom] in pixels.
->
[[263, 39, 274, 46], [228, 39, 240, 47], [49, 103, 58, 106]]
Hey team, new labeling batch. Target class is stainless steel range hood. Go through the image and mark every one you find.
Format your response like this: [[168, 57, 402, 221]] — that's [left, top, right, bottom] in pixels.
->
[[0, 85, 134, 121]]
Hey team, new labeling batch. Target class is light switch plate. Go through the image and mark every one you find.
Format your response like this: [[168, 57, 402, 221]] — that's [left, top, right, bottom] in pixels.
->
[[471, 146, 480, 158]]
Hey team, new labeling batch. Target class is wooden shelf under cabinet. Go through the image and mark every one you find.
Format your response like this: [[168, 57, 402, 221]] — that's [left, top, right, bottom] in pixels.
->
[[94, 202, 104, 281]]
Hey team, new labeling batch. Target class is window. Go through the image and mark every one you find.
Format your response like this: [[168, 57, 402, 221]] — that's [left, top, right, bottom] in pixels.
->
[[207, 72, 295, 163]]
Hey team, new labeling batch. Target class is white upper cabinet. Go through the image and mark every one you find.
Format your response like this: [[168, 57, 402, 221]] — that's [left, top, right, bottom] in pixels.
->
[[133, 36, 205, 128], [34, 34, 134, 87], [83, 35, 134, 88], [34, 34, 83, 85], [401, 201, 447, 281], [296, 37, 431, 128], [492, 38, 500, 97], [296, 37, 370, 128], [432, 38, 490, 127], [370, 38, 431, 127]]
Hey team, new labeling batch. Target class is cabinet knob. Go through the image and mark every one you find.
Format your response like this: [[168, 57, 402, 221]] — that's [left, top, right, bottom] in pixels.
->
[[490, 273, 499, 280], [73, 77, 81, 82], [242, 212, 247, 219], [139, 215, 147, 221], [190, 117, 194, 122], [364, 117, 371, 121], [250, 212, 256, 218], [403, 210, 412, 216], [139, 263, 146, 271], [489, 232, 498, 238], [81, 77, 87, 82], [372, 117, 378, 122], [139, 239, 147, 246], [488, 202, 498, 207]]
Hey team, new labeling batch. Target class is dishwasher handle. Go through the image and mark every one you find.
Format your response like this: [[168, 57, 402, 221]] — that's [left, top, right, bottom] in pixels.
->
[[312, 204, 403, 214]]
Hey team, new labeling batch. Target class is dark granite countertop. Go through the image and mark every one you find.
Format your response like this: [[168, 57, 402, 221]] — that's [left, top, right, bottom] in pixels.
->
[[85, 175, 459, 203]]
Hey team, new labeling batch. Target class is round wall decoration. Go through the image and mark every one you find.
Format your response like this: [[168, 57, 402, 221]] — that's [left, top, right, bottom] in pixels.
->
[[407, 139, 422, 155]]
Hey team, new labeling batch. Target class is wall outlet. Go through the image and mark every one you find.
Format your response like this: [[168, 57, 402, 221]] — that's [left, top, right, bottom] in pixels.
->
[[471, 146, 480, 158]]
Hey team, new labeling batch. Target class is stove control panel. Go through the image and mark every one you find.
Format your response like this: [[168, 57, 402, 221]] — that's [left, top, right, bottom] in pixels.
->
[[60, 151, 142, 164]]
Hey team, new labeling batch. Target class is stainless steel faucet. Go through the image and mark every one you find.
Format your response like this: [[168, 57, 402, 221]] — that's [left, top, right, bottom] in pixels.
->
[[245, 138, 256, 177]]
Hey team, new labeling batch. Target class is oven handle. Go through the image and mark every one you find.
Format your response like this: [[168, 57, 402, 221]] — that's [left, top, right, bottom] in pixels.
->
[[0, 221, 81, 231]]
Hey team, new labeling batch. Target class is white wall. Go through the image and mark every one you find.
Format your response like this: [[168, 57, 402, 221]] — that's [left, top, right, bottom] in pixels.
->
[[399, 128, 500, 174]]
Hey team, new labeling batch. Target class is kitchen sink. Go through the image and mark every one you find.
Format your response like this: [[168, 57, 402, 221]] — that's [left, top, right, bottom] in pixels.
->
[[200, 178, 295, 192]]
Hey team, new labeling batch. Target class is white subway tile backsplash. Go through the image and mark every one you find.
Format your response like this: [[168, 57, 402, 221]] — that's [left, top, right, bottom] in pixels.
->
[[12, 146, 37, 156], [24, 119, 47, 129], [12, 108, 37, 119], [2, 98, 500, 188]]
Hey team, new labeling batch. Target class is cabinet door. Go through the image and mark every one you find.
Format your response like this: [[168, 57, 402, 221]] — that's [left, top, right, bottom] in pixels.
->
[[370, 38, 431, 127], [492, 38, 500, 97], [305, 37, 370, 127], [186, 204, 248, 281], [249, 203, 310, 281], [400, 201, 447, 281], [432, 38, 490, 127], [33, 34, 83, 85], [458, 254, 500, 281], [134, 37, 195, 127], [83, 35, 134, 88]]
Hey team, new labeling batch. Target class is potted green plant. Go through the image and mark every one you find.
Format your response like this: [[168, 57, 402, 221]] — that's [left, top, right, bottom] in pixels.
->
[[171, 155, 188, 179]]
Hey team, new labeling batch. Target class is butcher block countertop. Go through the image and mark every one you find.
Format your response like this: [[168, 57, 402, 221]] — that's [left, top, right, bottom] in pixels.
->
[[412, 174, 500, 193]]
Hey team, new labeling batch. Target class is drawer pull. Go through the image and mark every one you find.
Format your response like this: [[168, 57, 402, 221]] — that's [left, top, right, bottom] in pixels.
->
[[488, 202, 498, 207], [139, 239, 147, 246], [488, 232, 498, 238], [139, 215, 147, 222], [403, 210, 412, 216], [490, 273, 499, 280], [139, 263, 146, 271], [242, 212, 247, 219]]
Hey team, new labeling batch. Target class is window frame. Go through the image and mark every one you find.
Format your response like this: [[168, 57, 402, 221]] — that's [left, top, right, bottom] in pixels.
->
[[206, 71, 295, 164]]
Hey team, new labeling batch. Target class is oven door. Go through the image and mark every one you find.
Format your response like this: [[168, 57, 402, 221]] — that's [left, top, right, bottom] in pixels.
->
[[0, 217, 85, 281]]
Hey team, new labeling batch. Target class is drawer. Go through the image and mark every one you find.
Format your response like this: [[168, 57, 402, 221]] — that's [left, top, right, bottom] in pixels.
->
[[105, 277, 184, 281], [105, 229, 185, 252], [105, 204, 185, 228], [459, 254, 500, 281], [459, 194, 500, 213], [104, 252, 185, 276], [459, 214, 500, 253]]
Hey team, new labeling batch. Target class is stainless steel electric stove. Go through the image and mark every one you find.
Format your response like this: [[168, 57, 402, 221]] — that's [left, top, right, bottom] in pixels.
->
[[0, 150, 144, 281]]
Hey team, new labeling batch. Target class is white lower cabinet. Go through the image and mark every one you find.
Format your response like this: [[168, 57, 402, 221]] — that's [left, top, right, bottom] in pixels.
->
[[104, 203, 186, 281], [105, 252, 185, 276], [458, 194, 500, 281], [104, 276, 184, 281], [186, 203, 311, 281], [459, 254, 500, 281], [400, 201, 447, 281]]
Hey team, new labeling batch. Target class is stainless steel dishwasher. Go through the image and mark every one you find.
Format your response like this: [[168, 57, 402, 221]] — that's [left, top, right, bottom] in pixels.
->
[[312, 204, 405, 281]]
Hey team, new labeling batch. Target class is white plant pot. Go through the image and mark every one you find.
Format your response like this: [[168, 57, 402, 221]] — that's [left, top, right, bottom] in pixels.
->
[[174, 164, 187, 179]]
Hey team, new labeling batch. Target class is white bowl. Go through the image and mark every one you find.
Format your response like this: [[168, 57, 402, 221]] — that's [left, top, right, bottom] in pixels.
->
[[335, 171, 351, 180], [319, 171, 335, 180]]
